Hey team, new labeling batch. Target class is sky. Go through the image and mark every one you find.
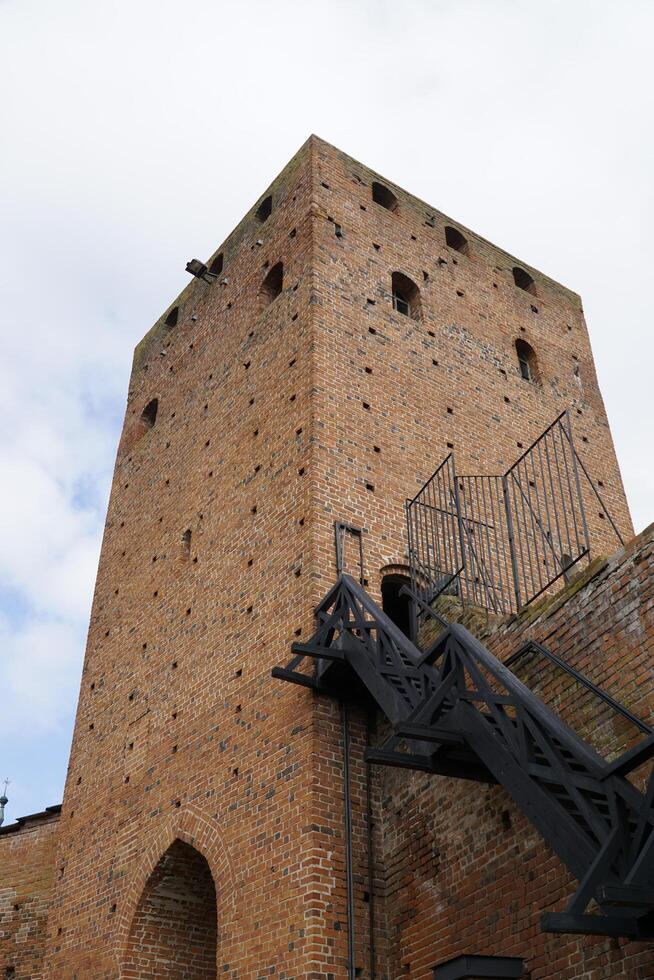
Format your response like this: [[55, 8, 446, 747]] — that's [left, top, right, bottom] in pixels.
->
[[1, 0, 653, 822]]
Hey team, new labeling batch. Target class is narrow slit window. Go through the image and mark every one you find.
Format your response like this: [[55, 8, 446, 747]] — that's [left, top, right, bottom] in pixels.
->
[[444, 226, 469, 255], [209, 253, 224, 276], [140, 398, 158, 429], [372, 182, 398, 212], [256, 195, 272, 223], [164, 307, 179, 328], [513, 266, 536, 294], [260, 262, 283, 308], [515, 339, 538, 382], [391, 272, 421, 320]]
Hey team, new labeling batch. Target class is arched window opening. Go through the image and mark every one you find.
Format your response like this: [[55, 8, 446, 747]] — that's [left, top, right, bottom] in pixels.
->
[[515, 339, 538, 383], [260, 262, 283, 308], [181, 528, 192, 559], [372, 181, 398, 212], [391, 271, 421, 320], [382, 575, 412, 638], [512, 266, 536, 295], [140, 398, 158, 429], [256, 195, 273, 223], [124, 840, 217, 979], [445, 226, 469, 255], [164, 306, 179, 328], [209, 252, 224, 276]]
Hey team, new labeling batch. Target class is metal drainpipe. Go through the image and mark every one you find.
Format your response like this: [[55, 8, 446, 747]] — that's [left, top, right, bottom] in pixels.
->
[[341, 701, 356, 979], [366, 710, 376, 979]]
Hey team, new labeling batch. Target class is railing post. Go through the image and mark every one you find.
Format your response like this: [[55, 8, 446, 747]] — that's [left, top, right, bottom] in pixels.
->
[[450, 455, 469, 607], [564, 411, 591, 558], [405, 500, 419, 644], [503, 474, 522, 611], [334, 521, 344, 576]]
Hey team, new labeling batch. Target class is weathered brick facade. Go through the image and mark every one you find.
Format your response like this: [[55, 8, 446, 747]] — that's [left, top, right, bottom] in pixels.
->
[[0, 806, 60, 979], [1, 136, 649, 978]]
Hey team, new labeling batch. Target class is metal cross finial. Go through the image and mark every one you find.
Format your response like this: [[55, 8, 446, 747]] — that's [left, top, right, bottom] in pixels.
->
[[0, 778, 9, 828]]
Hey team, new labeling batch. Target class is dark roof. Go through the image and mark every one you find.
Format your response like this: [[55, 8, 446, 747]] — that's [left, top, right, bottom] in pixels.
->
[[0, 803, 62, 836]]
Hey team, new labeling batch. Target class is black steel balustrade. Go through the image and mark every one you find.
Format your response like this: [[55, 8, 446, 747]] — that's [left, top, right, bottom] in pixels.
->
[[506, 640, 652, 763], [406, 412, 624, 623], [274, 574, 654, 939]]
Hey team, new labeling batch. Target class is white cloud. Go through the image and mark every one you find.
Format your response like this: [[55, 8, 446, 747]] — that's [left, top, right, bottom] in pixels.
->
[[0, 616, 83, 736]]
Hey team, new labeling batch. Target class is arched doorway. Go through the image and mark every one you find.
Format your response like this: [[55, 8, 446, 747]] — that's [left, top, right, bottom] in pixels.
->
[[381, 573, 412, 638], [124, 839, 217, 979]]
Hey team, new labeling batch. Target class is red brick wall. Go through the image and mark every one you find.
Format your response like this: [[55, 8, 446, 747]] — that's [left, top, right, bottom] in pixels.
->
[[44, 137, 331, 977], [0, 810, 60, 979], [308, 137, 632, 621], [34, 135, 638, 977]]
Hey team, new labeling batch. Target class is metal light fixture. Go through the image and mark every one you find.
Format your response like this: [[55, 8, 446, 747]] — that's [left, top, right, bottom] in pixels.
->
[[185, 259, 218, 284]]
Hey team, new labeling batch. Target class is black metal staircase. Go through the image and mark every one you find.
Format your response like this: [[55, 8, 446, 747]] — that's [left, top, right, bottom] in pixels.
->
[[273, 573, 654, 939]]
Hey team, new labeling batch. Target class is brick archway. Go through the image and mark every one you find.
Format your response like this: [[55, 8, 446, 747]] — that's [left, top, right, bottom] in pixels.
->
[[114, 805, 239, 977], [124, 839, 217, 977]]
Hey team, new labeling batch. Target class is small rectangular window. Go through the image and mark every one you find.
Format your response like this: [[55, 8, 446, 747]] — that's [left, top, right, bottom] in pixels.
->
[[392, 293, 410, 316]]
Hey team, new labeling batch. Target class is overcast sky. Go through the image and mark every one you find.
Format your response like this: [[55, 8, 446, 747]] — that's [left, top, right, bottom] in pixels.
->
[[1, 0, 652, 822]]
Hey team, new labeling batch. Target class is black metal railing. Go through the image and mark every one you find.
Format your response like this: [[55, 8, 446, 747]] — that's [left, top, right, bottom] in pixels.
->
[[506, 639, 652, 763], [406, 412, 624, 620], [406, 454, 464, 608]]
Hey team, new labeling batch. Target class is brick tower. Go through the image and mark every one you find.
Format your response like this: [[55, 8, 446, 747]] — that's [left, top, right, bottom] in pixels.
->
[[6, 136, 653, 980]]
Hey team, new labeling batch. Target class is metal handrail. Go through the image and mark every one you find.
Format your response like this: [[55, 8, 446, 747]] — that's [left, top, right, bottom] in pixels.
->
[[505, 639, 652, 736]]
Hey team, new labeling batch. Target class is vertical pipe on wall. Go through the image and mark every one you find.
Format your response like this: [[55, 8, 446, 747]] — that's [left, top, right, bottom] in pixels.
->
[[405, 501, 419, 643], [366, 709, 376, 979], [341, 701, 356, 979], [503, 473, 521, 610]]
